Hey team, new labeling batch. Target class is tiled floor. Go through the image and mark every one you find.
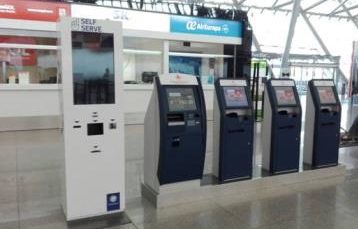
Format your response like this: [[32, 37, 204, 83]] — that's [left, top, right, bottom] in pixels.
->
[[1, 125, 358, 228]]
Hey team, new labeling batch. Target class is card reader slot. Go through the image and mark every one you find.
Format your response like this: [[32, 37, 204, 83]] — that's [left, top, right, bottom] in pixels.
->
[[171, 137, 180, 147], [90, 150, 101, 153]]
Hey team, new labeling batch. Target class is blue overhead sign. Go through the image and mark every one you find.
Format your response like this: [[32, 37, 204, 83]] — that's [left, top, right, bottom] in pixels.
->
[[170, 16, 242, 38]]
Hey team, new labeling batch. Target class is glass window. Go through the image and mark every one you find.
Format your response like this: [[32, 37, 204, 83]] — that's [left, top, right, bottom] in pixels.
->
[[123, 37, 163, 84], [169, 41, 231, 85], [0, 35, 58, 84]]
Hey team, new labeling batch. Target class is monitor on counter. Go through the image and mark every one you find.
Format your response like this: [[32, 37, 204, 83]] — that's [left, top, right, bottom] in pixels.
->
[[166, 87, 197, 112], [223, 86, 248, 107]]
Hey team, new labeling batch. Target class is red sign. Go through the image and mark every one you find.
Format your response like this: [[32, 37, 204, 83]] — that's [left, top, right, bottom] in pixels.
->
[[0, 0, 71, 22]]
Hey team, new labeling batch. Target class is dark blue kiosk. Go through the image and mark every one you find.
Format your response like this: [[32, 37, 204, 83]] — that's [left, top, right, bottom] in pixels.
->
[[143, 73, 207, 193], [262, 79, 302, 175], [303, 79, 341, 168], [213, 79, 254, 182]]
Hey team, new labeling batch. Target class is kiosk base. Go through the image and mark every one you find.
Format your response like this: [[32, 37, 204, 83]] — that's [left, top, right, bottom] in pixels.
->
[[142, 165, 345, 208], [141, 180, 201, 208], [303, 163, 339, 170]]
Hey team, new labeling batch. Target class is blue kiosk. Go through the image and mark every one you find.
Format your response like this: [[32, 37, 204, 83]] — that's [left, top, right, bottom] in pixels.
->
[[261, 79, 302, 175], [303, 79, 341, 168], [213, 79, 254, 182], [143, 74, 207, 194]]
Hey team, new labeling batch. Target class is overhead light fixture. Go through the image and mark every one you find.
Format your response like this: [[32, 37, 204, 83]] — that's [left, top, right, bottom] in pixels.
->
[[169, 52, 234, 58], [123, 49, 162, 55]]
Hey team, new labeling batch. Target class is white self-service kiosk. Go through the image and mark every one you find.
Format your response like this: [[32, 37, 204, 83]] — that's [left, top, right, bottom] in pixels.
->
[[143, 74, 207, 195], [59, 17, 125, 220]]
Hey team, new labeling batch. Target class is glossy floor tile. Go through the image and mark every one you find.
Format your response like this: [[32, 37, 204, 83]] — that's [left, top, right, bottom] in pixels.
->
[[1, 128, 358, 229]]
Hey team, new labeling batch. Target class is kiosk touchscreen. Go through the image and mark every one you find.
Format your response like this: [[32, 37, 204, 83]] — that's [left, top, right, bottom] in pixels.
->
[[143, 74, 207, 193], [213, 79, 254, 182], [303, 80, 341, 168], [59, 17, 125, 220], [262, 79, 302, 175]]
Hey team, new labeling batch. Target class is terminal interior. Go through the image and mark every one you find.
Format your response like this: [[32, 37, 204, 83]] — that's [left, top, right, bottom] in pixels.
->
[[1, 0, 358, 229]]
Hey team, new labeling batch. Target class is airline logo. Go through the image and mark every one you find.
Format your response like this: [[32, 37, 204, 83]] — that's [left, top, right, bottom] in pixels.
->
[[171, 15, 242, 38]]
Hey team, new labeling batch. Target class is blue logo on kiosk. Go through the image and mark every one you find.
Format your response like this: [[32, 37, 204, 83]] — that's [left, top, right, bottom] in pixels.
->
[[170, 16, 242, 38], [107, 193, 120, 211]]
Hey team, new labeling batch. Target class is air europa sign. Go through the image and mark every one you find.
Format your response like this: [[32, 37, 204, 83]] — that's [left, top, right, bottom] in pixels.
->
[[186, 21, 222, 33], [170, 15, 242, 38]]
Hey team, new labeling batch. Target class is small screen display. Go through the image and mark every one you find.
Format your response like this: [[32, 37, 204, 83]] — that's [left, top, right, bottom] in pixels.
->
[[223, 86, 248, 107], [274, 86, 297, 106], [166, 88, 197, 112], [317, 86, 336, 104], [72, 31, 115, 105], [87, 123, 104, 136]]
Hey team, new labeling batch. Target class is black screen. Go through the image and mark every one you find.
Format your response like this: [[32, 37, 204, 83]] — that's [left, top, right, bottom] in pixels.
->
[[87, 123, 104, 136], [223, 86, 248, 107], [166, 87, 197, 112], [72, 31, 115, 105], [274, 86, 297, 106]]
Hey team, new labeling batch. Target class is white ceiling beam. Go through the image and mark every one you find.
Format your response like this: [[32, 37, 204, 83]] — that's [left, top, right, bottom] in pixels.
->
[[274, 0, 294, 9], [280, 0, 301, 75], [303, 0, 327, 12], [327, 0, 349, 16], [272, 0, 280, 8], [300, 8, 348, 82], [337, 0, 358, 29], [331, 4, 358, 15]]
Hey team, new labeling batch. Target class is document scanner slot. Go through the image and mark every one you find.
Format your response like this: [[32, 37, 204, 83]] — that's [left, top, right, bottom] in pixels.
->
[[321, 122, 336, 127], [278, 125, 295, 130], [167, 114, 185, 126], [321, 108, 331, 113], [226, 112, 239, 118], [278, 110, 288, 115], [228, 129, 245, 133]]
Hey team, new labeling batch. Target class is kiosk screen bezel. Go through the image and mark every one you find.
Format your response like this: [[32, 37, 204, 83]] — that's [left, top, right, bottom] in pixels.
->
[[316, 86, 337, 105], [274, 86, 297, 106], [166, 87, 198, 112], [222, 86, 249, 108]]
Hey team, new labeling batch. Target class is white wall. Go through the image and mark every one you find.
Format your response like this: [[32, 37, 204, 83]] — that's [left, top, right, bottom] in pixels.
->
[[0, 84, 214, 131]]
